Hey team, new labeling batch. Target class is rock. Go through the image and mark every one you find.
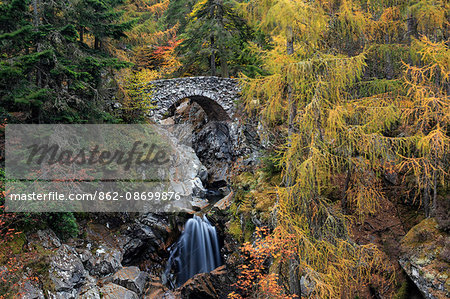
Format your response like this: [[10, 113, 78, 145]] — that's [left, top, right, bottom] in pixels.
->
[[78, 275, 101, 299], [112, 266, 148, 294], [20, 280, 45, 299], [85, 246, 122, 277], [174, 265, 232, 299], [46, 290, 77, 299], [300, 275, 316, 297], [79, 285, 101, 299], [144, 278, 175, 299], [213, 191, 233, 210], [49, 244, 86, 293], [190, 197, 210, 211], [399, 218, 449, 298], [28, 229, 61, 249], [77, 248, 94, 265], [139, 214, 170, 239], [123, 223, 157, 264], [100, 283, 139, 299]]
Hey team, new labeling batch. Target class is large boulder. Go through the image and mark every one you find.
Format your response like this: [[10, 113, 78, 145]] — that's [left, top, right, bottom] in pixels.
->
[[399, 218, 449, 298], [122, 213, 175, 265], [78, 275, 101, 299], [49, 244, 86, 293], [112, 266, 148, 294], [78, 285, 101, 299], [122, 223, 158, 265], [174, 265, 232, 299], [85, 246, 123, 277], [99, 283, 139, 299]]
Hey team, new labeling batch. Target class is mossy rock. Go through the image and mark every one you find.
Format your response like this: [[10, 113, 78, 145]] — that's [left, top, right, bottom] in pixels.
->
[[400, 217, 450, 298]]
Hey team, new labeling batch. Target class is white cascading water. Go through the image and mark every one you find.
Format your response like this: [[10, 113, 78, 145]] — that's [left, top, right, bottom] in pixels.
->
[[164, 215, 221, 287]]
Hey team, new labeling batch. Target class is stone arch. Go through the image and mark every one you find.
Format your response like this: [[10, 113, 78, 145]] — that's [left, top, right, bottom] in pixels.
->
[[168, 96, 231, 121], [146, 76, 240, 121]]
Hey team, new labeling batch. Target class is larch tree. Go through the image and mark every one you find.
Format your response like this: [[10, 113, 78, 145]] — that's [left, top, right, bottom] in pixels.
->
[[111, 0, 182, 122], [234, 0, 449, 297]]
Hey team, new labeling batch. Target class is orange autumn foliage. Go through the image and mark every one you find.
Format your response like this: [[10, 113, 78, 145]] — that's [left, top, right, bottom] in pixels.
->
[[229, 226, 297, 299]]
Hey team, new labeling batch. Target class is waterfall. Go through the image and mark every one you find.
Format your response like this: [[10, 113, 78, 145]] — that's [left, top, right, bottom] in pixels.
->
[[164, 215, 221, 287]]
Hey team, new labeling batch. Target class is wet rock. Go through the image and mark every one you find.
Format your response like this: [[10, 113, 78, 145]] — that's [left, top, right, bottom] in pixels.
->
[[174, 265, 233, 299], [144, 276, 174, 298], [49, 244, 86, 293], [85, 246, 122, 277], [190, 197, 210, 211], [122, 213, 173, 265], [193, 121, 233, 185], [399, 218, 449, 298], [112, 266, 148, 294], [213, 191, 233, 210], [123, 223, 157, 264], [100, 283, 139, 299]]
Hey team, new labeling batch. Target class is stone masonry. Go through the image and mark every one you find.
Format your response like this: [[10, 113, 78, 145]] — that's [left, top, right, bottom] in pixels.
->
[[145, 76, 240, 121]]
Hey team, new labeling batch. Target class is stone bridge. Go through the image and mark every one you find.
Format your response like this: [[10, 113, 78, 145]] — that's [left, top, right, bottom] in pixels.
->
[[147, 76, 240, 121]]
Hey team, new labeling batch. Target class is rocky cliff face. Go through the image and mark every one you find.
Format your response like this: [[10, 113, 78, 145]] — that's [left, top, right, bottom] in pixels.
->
[[162, 98, 259, 189], [399, 218, 450, 299]]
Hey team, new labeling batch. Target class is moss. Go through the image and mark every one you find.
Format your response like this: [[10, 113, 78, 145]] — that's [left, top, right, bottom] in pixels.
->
[[401, 218, 440, 249], [393, 281, 408, 299], [228, 219, 242, 241], [0, 232, 26, 262]]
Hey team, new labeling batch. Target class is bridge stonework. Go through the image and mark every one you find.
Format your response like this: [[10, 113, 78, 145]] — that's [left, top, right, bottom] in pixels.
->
[[146, 76, 240, 121]]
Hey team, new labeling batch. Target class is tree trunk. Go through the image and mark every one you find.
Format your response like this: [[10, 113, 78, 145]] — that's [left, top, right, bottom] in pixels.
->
[[221, 57, 229, 78], [342, 164, 352, 212], [432, 168, 437, 217], [289, 258, 301, 296], [79, 27, 84, 43], [32, 0, 39, 29], [424, 183, 430, 217], [210, 36, 216, 76], [285, 25, 300, 297], [284, 27, 295, 187], [94, 37, 100, 50]]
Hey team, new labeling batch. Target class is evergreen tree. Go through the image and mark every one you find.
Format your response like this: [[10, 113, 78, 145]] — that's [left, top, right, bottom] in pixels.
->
[[72, 0, 135, 50], [0, 0, 131, 123], [164, 0, 196, 32], [179, 0, 252, 77]]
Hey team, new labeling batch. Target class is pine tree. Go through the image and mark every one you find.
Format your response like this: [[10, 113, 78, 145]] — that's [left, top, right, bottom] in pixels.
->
[[72, 0, 135, 50], [179, 0, 252, 77], [0, 0, 131, 123]]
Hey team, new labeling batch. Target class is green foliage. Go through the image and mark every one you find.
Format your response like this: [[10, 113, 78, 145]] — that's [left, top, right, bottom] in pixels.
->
[[73, 0, 136, 47], [165, 0, 196, 31], [47, 213, 79, 240], [0, 0, 134, 123], [178, 0, 255, 77]]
